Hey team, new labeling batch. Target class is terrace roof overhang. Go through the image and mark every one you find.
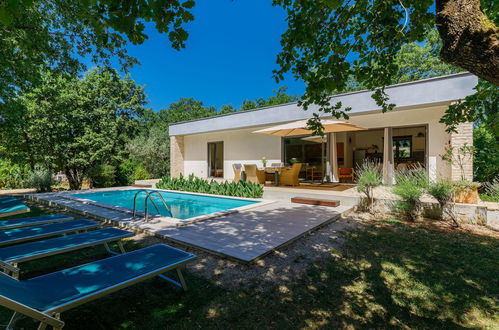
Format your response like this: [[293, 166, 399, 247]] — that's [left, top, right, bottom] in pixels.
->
[[169, 72, 478, 137]]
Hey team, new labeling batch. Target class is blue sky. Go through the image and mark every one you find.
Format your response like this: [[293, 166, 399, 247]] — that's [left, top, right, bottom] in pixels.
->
[[117, 1, 305, 111]]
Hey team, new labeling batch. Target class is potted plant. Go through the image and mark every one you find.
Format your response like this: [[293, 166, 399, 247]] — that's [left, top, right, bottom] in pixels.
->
[[261, 157, 267, 168], [441, 143, 479, 204], [290, 158, 298, 164]]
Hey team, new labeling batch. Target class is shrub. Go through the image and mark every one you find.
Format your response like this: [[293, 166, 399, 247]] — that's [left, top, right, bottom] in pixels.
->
[[0, 160, 29, 189], [25, 166, 53, 192], [157, 174, 264, 198], [393, 168, 428, 221], [356, 161, 382, 213], [481, 179, 499, 202], [427, 180, 458, 226], [87, 164, 116, 188]]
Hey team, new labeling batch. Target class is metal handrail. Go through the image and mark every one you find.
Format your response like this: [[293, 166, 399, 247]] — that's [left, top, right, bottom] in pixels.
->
[[132, 189, 173, 221], [132, 190, 151, 217], [144, 191, 173, 220]]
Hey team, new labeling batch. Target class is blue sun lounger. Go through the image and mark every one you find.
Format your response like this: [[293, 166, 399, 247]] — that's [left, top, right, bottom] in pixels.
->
[[1, 244, 196, 329], [0, 214, 74, 231], [0, 228, 134, 278], [0, 219, 100, 247], [0, 197, 30, 218]]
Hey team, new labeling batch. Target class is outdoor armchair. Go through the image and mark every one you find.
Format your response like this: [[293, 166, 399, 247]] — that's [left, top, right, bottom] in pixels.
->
[[338, 167, 355, 183], [232, 163, 243, 182], [243, 164, 265, 184], [279, 163, 302, 186], [0, 244, 196, 330]]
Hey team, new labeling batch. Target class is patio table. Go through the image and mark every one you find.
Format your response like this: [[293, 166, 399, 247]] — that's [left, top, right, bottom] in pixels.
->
[[264, 167, 283, 186]]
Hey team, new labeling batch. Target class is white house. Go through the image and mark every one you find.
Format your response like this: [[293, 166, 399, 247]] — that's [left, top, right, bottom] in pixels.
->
[[169, 73, 477, 183]]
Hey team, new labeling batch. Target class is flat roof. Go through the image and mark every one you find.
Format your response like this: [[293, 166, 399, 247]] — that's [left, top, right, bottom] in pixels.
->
[[169, 72, 478, 136]]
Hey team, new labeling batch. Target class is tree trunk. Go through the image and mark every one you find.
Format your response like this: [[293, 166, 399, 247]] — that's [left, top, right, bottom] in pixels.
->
[[436, 0, 499, 85], [64, 168, 82, 190]]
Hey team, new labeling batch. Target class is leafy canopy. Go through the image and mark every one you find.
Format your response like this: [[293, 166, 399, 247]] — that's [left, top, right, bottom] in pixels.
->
[[273, 0, 498, 129], [0, 68, 147, 190], [0, 0, 195, 102]]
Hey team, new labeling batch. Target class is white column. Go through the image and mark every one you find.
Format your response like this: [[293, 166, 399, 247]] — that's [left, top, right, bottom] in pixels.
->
[[382, 127, 394, 184], [329, 133, 339, 182]]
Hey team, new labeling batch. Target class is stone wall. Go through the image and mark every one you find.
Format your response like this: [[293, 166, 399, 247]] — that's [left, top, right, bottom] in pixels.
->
[[450, 122, 473, 181], [170, 135, 184, 178]]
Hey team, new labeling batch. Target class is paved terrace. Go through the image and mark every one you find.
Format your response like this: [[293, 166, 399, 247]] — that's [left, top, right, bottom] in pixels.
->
[[26, 192, 352, 262]]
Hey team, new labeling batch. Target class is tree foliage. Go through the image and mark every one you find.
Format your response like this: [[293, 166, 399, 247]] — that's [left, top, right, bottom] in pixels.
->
[[0, 0, 195, 102], [273, 0, 498, 124], [0, 68, 147, 190], [241, 86, 299, 110]]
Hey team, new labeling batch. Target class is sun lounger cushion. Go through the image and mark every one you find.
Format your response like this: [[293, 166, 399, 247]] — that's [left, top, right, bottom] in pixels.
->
[[0, 228, 133, 263], [0, 219, 99, 246], [0, 214, 74, 230], [0, 244, 195, 311], [0, 197, 30, 218]]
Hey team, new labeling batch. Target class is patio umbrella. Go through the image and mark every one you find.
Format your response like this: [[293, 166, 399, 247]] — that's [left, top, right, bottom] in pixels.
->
[[253, 119, 366, 182], [252, 118, 365, 136]]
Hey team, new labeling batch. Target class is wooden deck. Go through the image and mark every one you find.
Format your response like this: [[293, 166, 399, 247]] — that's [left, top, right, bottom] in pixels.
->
[[27, 192, 351, 262]]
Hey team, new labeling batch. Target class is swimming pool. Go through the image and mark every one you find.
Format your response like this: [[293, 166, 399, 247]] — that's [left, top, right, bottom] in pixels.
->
[[70, 189, 259, 220]]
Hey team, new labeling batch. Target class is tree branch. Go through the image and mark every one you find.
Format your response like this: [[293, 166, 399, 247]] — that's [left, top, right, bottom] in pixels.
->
[[436, 0, 499, 85]]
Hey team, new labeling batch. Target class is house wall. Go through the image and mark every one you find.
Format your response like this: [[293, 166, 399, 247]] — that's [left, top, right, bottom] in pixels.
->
[[183, 127, 281, 180], [170, 135, 184, 178], [178, 105, 468, 182], [346, 106, 452, 180], [450, 122, 474, 181]]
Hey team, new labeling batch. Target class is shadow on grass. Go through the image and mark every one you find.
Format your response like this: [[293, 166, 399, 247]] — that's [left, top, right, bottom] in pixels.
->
[[0, 215, 497, 329]]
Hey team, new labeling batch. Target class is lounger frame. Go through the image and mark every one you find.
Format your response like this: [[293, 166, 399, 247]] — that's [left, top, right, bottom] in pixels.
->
[[1, 230, 133, 279], [3, 247, 196, 329], [0, 220, 99, 247], [0, 215, 74, 231]]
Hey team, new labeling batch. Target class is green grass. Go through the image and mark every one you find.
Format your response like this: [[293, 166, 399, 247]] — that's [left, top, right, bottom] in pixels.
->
[[1, 205, 498, 329], [480, 193, 499, 203]]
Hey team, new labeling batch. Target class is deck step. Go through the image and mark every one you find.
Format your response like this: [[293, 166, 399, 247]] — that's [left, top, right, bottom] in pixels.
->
[[291, 197, 340, 207], [132, 184, 153, 188]]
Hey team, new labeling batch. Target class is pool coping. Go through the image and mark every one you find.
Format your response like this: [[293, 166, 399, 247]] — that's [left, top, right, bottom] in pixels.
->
[[54, 186, 276, 227]]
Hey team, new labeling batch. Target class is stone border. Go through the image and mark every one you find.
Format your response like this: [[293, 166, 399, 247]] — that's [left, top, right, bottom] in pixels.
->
[[33, 186, 275, 227]]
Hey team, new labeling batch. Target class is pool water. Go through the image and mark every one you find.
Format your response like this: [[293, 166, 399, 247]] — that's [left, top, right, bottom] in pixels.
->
[[71, 189, 258, 219]]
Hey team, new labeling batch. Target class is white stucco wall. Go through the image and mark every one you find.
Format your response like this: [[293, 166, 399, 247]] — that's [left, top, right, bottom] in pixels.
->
[[181, 105, 453, 181], [184, 127, 282, 180], [347, 105, 451, 180]]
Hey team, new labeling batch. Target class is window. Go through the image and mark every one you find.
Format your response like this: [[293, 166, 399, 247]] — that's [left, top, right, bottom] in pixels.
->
[[393, 136, 412, 159]]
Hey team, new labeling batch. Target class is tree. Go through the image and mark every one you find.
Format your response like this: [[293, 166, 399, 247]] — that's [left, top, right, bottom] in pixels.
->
[[241, 86, 299, 110], [128, 125, 171, 178], [0, 68, 146, 190], [0, 0, 194, 103], [273, 0, 498, 122]]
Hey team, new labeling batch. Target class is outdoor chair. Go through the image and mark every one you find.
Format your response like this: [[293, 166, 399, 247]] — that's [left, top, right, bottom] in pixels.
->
[[0, 197, 30, 218], [0, 214, 74, 231], [0, 244, 197, 330], [338, 167, 354, 183], [232, 163, 243, 182], [244, 164, 265, 184], [0, 228, 134, 279], [279, 163, 302, 186], [0, 219, 99, 247]]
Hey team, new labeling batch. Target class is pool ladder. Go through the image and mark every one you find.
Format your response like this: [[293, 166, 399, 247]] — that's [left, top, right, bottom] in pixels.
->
[[132, 190, 173, 221]]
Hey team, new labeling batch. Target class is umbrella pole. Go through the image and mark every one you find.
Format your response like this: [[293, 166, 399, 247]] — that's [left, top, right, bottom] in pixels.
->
[[321, 139, 325, 183]]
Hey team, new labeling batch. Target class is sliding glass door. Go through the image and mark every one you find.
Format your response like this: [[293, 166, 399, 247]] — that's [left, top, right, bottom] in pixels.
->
[[207, 142, 224, 177]]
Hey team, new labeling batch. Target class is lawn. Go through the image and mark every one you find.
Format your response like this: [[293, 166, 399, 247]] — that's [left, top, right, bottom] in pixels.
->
[[1, 202, 498, 329]]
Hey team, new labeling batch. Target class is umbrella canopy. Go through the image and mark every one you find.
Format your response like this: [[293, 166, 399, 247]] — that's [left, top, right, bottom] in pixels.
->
[[252, 118, 366, 136], [301, 136, 326, 143]]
